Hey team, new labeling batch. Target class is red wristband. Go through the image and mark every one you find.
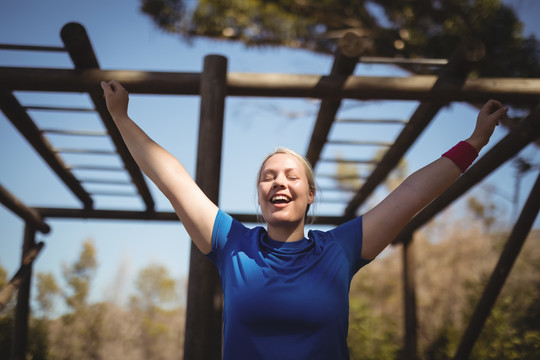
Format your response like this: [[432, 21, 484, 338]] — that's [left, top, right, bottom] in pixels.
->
[[442, 141, 478, 173]]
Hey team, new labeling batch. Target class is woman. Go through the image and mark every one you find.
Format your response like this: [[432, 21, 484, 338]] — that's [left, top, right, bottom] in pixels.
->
[[101, 80, 507, 359]]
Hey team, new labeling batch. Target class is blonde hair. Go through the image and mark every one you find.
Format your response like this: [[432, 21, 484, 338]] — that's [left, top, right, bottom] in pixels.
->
[[257, 147, 317, 217]]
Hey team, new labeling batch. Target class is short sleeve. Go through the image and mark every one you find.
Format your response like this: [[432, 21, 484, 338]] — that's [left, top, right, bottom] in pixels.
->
[[205, 209, 233, 265], [328, 216, 370, 275]]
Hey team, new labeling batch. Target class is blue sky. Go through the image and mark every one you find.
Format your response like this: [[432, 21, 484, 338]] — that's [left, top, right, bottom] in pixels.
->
[[1, 0, 539, 312]]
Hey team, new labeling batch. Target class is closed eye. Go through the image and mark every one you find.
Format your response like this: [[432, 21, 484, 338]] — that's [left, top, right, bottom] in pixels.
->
[[261, 174, 275, 182]]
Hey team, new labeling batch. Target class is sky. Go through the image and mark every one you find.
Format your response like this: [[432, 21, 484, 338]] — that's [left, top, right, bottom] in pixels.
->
[[1, 0, 539, 313]]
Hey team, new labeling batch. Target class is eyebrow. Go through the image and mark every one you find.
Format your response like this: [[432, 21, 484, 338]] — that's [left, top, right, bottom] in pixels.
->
[[262, 167, 300, 173]]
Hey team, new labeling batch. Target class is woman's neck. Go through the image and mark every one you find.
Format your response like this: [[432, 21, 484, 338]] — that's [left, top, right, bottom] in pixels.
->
[[267, 221, 305, 242]]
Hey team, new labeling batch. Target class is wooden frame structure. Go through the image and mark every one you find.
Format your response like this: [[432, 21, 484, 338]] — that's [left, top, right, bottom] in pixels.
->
[[1, 22, 539, 360]]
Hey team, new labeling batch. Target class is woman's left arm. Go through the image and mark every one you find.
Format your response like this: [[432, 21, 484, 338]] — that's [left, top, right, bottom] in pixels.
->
[[361, 100, 508, 260]]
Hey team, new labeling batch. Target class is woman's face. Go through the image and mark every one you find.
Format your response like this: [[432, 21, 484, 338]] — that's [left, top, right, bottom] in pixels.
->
[[257, 153, 315, 228]]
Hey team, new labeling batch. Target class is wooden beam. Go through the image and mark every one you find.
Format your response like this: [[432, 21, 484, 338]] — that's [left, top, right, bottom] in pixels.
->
[[36, 207, 179, 221], [0, 242, 44, 312], [60, 22, 155, 211], [393, 104, 540, 245], [305, 50, 358, 167], [1, 67, 539, 103], [452, 170, 540, 360], [184, 55, 227, 360], [0, 92, 93, 209], [344, 39, 483, 219], [0, 184, 50, 234], [35, 207, 345, 225], [0, 44, 65, 52]]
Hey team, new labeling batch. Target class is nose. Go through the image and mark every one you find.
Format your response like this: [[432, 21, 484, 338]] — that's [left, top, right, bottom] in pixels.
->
[[273, 174, 287, 188]]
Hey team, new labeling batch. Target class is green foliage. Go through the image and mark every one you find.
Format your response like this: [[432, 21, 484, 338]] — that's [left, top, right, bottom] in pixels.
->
[[27, 317, 50, 360], [62, 240, 97, 311], [465, 264, 540, 359], [347, 296, 400, 360], [0, 264, 7, 290], [347, 226, 540, 359], [132, 264, 178, 311], [467, 195, 497, 230], [141, 0, 540, 78], [424, 324, 461, 360], [130, 264, 181, 359], [36, 272, 61, 316], [335, 152, 362, 192], [0, 310, 52, 360]]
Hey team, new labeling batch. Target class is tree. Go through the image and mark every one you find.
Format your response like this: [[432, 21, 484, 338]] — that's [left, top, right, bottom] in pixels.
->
[[35, 272, 61, 317], [132, 264, 177, 312], [0, 264, 6, 290], [141, 0, 540, 78], [335, 152, 363, 192], [0, 263, 13, 356], [129, 264, 181, 360], [49, 239, 101, 359], [467, 195, 497, 231], [62, 239, 97, 311]]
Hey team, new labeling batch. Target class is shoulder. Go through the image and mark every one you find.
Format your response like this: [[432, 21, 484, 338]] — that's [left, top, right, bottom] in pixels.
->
[[328, 215, 363, 239], [211, 209, 266, 250], [309, 216, 370, 273]]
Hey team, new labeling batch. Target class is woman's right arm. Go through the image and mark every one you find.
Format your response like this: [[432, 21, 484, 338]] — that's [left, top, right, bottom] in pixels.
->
[[101, 80, 217, 254]]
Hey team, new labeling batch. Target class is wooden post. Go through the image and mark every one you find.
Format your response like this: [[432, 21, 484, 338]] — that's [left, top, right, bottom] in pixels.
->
[[453, 171, 540, 360], [184, 55, 227, 360], [403, 233, 418, 360], [10, 224, 36, 360]]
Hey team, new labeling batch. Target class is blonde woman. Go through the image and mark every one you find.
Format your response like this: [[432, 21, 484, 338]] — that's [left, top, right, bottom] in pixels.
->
[[101, 80, 507, 359]]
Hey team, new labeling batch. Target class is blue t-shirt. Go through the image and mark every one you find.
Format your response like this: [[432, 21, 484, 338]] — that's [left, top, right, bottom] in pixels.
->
[[205, 210, 371, 360]]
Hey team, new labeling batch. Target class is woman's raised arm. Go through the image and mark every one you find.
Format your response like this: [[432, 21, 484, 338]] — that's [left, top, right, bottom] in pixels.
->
[[101, 80, 218, 254], [361, 100, 508, 260]]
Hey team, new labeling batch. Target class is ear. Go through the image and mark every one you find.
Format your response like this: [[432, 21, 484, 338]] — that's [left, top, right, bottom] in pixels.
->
[[308, 188, 315, 205]]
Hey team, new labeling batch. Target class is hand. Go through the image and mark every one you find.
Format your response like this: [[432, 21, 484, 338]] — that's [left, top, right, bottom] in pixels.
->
[[466, 99, 508, 151], [100, 80, 129, 120]]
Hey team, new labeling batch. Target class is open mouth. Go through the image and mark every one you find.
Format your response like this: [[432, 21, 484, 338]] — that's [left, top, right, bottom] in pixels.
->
[[270, 195, 291, 204]]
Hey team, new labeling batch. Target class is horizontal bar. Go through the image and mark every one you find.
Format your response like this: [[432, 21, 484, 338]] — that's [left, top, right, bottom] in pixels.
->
[[316, 173, 365, 180], [54, 148, 117, 155], [319, 158, 378, 164], [327, 139, 393, 146], [359, 56, 448, 66], [69, 165, 125, 171], [0, 44, 65, 52], [319, 198, 352, 204], [25, 105, 95, 112], [35, 207, 345, 225], [80, 178, 132, 185], [2, 67, 540, 103], [89, 190, 137, 197], [42, 129, 108, 136], [0, 92, 93, 208], [319, 187, 359, 193], [335, 118, 408, 124]]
